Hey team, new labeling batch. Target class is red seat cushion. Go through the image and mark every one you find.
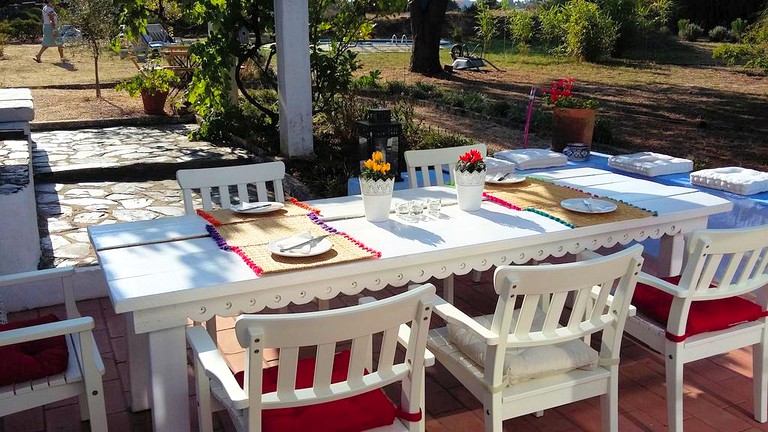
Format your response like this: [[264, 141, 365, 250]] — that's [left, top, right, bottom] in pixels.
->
[[235, 350, 397, 432], [0, 314, 69, 386], [632, 276, 768, 342]]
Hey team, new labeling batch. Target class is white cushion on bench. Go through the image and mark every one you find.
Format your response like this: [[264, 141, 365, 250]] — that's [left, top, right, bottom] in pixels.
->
[[494, 149, 567, 170], [447, 310, 598, 386], [608, 152, 693, 177], [0, 99, 34, 122], [690, 167, 768, 196], [484, 157, 516, 176]]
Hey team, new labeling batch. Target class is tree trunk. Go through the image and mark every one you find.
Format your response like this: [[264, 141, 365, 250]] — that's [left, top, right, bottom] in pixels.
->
[[93, 52, 101, 98], [410, 0, 448, 75]]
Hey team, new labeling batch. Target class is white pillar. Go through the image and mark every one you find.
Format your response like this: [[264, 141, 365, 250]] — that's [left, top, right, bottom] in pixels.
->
[[274, 0, 314, 157]]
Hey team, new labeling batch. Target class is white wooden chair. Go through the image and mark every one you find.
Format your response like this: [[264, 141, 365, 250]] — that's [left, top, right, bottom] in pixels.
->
[[186, 283, 436, 432], [176, 161, 286, 214], [625, 225, 768, 431], [177, 161, 289, 325], [0, 267, 108, 431], [427, 245, 644, 432], [403, 144, 487, 302]]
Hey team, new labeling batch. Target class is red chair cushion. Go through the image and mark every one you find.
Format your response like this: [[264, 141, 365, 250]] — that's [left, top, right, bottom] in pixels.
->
[[0, 314, 69, 386], [632, 276, 768, 342], [235, 350, 397, 432]]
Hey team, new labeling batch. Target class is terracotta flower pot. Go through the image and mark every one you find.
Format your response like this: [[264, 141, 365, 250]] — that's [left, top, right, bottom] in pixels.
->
[[551, 108, 596, 153], [140, 90, 169, 116]]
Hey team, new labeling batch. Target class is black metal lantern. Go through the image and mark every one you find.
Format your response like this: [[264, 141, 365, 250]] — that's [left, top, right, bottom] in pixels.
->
[[356, 108, 403, 181]]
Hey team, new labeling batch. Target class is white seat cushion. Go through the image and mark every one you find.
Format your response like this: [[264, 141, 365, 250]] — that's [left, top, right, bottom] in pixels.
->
[[690, 167, 768, 195], [0, 100, 34, 122], [484, 157, 516, 176], [494, 149, 567, 170], [447, 310, 598, 386], [608, 152, 693, 177]]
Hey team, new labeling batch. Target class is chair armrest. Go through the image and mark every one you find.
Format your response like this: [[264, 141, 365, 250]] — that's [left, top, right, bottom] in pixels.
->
[[638, 272, 687, 297], [397, 323, 435, 367], [431, 294, 499, 345], [186, 326, 248, 405], [0, 267, 75, 288], [0, 316, 93, 347]]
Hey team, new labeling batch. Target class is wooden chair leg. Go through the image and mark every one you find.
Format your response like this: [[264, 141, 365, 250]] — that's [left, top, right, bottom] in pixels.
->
[[600, 367, 619, 432], [665, 343, 685, 432], [754, 327, 768, 423], [442, 276, 454, 304]]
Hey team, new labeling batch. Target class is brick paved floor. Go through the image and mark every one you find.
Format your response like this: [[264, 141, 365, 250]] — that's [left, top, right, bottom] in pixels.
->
[[3, 270, 768, 432]]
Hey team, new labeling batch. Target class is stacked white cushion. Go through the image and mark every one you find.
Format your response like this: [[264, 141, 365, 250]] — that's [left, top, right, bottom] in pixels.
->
[[447, 309, 598, 387], [608, 152, 693, 177], [484, 157, 516, 177], [494, 149, 568, 170], [690, 167, 768, 195]]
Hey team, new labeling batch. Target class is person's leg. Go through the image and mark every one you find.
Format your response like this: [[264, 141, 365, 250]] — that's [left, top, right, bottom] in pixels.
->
[[35, 46, 47, 62], [57, 46, 65, 61]]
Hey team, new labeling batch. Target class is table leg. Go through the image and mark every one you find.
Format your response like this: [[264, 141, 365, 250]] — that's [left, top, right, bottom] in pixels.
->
[[149, 326, 190, 432], [127, 314, 150, 412], [658, 232, 685, 277]]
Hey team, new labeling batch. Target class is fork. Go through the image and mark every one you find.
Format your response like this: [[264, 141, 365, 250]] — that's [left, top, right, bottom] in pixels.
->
[[279, 234, 331, 252], [582, 199, 594, 212], [497, 172, 512, 181]]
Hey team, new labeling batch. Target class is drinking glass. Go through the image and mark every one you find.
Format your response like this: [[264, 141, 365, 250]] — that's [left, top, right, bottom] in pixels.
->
[[409, 200, 424, 221], [395, 202, 410, 220], [426, 198, 441, 215]]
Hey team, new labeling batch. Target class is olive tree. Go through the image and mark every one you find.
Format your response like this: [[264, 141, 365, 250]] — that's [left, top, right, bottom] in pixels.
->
[[65, 0, 120, 98]]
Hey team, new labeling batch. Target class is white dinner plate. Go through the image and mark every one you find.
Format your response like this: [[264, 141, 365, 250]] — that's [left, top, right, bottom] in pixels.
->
[[268, 235, 333, 258], [560, 198, 618, 214], [485, 175, 527, 185], [231, 202, 285, 214]]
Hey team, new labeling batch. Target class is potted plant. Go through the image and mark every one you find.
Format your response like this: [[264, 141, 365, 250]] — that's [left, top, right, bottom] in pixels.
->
[[359, 151, 395, 222], [454, 149, 486, 212], [541, 78, 598, 153], [115, 63, 179, 115]]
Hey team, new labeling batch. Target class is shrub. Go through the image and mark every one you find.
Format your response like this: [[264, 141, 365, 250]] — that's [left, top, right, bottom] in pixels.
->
[[731, 18, 747, 41], [563, 0, 617, 62], [0, 18, 39, 43], [708, 26, 731, 42], [354, 69, 382, 90], [538, 5, 569, 48], [712, 43, 768, 73], [484, 99, 512, 118], [411, 130, 475, 151], [461, 91, 487, 112], [385, 80, 409, 96], [679, 22, 703, 41], [677, 19, 690, 34], [412, 81, 442, 100], [508, 9, 535, 52]]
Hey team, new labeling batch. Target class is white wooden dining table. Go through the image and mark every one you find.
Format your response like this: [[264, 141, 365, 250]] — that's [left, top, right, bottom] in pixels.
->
[[87, 168, 732, 431]]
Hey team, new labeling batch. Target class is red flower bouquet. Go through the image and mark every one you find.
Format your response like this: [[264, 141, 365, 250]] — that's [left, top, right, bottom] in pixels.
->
[[456, 149, 486, 173], [541, 78, 598, 110]]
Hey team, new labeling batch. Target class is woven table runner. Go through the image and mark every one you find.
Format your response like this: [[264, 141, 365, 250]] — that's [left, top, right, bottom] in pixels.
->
[[197, 200, 316, 226], [484, 178, 654, 227], [205, 205, 378, 275]]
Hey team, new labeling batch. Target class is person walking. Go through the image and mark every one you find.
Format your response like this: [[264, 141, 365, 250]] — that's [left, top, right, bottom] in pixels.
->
[[34, 0, 66, 63]]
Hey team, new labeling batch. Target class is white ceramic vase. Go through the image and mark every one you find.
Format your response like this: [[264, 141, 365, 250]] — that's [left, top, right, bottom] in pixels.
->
[[360, 177, 395, 222], [454, 169, 486, 211]]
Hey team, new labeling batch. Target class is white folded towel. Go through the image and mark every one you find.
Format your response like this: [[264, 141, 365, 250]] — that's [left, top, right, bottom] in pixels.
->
[[275, 231, 314, 254], [484, 157, 516, 176], [608, 152, 693, 177], [494, 149, 568, 170], [690, 167, 768, 196]]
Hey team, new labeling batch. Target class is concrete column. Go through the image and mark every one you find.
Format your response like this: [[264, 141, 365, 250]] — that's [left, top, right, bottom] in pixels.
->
[[274, 0, 314, 157]]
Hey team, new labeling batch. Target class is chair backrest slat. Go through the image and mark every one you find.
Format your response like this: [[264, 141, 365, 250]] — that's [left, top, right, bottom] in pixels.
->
[[276, 347, 299, 397], [542, 291, 569, 337], [312, 343, 336, 393], [348, 336, 370, 386], [176, 162, 286, 214], [404, 144, 487, 189], [376, 327, 398, 375]]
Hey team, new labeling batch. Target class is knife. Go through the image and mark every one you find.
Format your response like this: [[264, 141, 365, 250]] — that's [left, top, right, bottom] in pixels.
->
[[497, 172, 512, 181], [279, 234, 331, 252]]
